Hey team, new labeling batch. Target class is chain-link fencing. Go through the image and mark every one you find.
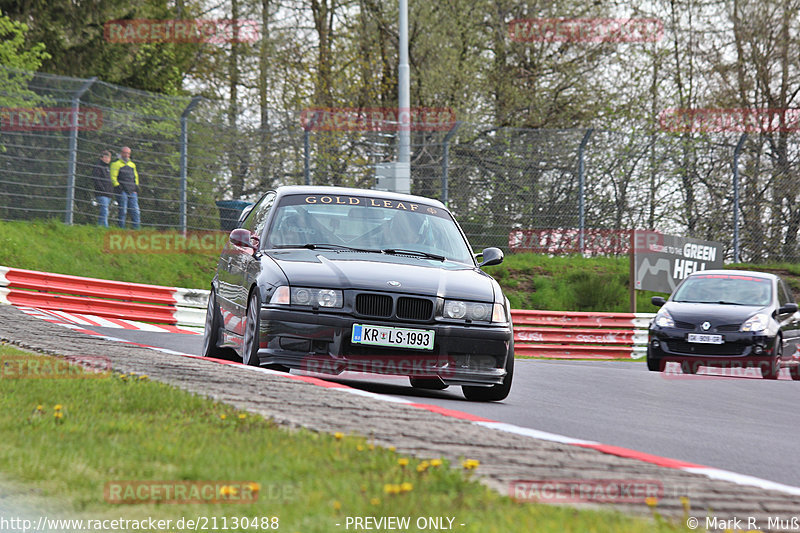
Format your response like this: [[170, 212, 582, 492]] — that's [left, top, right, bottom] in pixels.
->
[[2, 66, 800, 263]]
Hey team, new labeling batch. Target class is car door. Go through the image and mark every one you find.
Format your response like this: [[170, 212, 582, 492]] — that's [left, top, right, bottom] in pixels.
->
[[777, 278, 800, 359]]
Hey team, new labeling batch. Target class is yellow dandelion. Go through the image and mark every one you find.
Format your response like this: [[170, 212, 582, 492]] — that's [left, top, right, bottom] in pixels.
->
[[247, 482, 261, 493], [388, 446, 396, 452], [138, 375, 148, 380], [220, 485, 238, 497], [370, 497, 380, 506], [645, 497, 658, 507], [334, 432, 344, 440], [220, 414, 227, 420], [238, 413, 246, 420], [383, 484, 400, 495], [400, 482, 413, 493], [356, 444, 365, 451], [36, 405, 43, 412], [416, 461, 429, 473], [430, 459, 442, 467], [397, 458, 409, 467], [333, 500, 342, 511], [53, 404, 62, 411], [462, 459, 480, 470]]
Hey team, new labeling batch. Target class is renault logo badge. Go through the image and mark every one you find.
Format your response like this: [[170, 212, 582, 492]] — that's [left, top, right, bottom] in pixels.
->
[[701, 321, 711, 331]]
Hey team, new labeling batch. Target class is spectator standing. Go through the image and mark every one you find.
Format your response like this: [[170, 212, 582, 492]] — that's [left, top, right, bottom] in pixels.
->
[[91, 150, 113, 227], [110, 146, 141, 229]]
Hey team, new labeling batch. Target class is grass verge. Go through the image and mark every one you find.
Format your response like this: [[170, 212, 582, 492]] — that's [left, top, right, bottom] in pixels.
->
[[0, 345, 685, 532]]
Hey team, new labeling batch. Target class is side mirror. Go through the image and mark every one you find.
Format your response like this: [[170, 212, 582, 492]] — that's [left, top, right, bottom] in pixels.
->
[[651, 296, 666, 307], [478, 247, 504, 267], [229, 228, 258, 250], [779, 303, 798, 314]]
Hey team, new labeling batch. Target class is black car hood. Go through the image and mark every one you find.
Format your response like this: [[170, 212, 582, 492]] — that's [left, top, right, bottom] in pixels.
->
[[264, 249, 496, 302], [665, 301, 767, 325]]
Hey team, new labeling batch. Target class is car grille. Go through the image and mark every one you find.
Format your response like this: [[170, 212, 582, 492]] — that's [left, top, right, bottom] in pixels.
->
[[716, 324, 742, 332], [666, 340, 746, 356], [673, 320, 696, 330], [355, 294, 393, 317], [397, 297, 433, 320]]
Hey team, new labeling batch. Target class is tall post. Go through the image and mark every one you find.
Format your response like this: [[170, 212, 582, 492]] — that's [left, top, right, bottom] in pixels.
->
[[180, 96, 202, 233], [733, 133, 747, 263], [441, 121, 461, 206], [395, 0, 411, 193], [65, 76, 97, 225], [303, 129, 311, 185], [577, 128, 594, 253]]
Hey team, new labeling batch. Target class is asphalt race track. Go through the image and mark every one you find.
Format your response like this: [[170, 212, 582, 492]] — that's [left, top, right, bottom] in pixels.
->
[[83, 325, 800, 489]]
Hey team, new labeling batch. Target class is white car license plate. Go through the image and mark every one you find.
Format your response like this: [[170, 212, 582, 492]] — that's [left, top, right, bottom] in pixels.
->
[[351, 324, 435, 350], [687, 333, 724, 344]]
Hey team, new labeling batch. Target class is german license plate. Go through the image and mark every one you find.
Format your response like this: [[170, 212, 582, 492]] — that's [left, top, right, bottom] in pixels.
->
[[351, 324, 435, 350], [687, 333, 724, 344]]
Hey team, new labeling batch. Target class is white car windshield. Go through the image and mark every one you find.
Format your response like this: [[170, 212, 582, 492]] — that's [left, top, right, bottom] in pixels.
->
[[266, 193, 474, 264]]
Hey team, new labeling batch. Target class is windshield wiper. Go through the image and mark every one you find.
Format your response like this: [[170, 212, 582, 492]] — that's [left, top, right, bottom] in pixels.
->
[[303, 243, 384, 253], [382, 248, 445, 261]]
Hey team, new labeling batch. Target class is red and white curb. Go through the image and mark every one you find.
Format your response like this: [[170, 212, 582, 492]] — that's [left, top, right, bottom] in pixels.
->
[[17, 305, 800, 499], [17, 307, 202, 335]]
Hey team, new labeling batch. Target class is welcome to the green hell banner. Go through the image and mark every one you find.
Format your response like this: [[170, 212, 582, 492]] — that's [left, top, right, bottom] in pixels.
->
[[633, 232, 724, 294]]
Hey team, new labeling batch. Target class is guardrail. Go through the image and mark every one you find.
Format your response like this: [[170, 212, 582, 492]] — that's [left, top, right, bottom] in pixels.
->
[[511, 310, 654, 359], [0, 266, 208, 327], [0, 266, 654, 358]]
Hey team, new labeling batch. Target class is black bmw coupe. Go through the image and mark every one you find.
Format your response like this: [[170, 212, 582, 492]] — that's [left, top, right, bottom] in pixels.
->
[[202, 186, 514, 401]]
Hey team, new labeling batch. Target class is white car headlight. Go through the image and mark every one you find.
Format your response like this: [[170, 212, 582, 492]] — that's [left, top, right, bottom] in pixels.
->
[[442, 300, 494, 322], [654, 308, 674, 328], [269, 286, 343, 308], [740, 313, 769, 332]]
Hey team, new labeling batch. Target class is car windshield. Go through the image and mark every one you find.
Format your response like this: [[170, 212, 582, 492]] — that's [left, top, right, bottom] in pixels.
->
[[672, 274, 772, 306], [265, 193, 474, 264]]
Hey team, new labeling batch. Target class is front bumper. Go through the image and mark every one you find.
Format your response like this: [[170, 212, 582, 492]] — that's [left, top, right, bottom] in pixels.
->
[[255, 307, 512, 386], [648, 327, 777, 366]]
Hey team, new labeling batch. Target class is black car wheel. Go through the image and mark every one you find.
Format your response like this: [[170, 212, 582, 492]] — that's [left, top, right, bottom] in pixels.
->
[[760, 338, 782, 380], [790, 364, 800, 381], [409, 377, 448, 390], [242, 290, 263, 367], [462, 341, 514, 402], [646, 347, 662, 372], [202, 289, 237, 361]]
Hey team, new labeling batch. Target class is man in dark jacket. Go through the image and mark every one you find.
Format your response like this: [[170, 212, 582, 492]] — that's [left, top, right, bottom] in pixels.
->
[[91, 150, 113, 227], [110, 146, 140, 229]]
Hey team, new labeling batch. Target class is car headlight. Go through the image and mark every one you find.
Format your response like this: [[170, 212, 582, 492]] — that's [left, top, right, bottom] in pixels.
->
[[269, 286, 343, 308], [654, 308, 674, 328], [441, 300, 496, 322], [740, 313, 769, 332]]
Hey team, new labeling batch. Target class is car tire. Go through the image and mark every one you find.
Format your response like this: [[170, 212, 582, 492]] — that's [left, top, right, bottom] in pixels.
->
[[760, 338, 781, 380], [789, 364, 800, 381], [242, 289, 263, 367], [646, 348, 662, 372], [409, 377, 448, 390], [202, 289, 238, 361], [462, 341, 514, 402], [681, 361, 698, 374]]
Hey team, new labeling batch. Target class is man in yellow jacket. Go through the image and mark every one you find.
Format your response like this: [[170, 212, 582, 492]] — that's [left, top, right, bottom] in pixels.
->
[[110, 146, 140, 229]]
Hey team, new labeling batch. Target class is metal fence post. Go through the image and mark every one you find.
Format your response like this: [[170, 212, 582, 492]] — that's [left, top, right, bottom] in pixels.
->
[[303, 129, 311, 185], [733, 133, 747, 263], [180, 96, 202, 233], [578, 128, 594, 253], [441, 121, 461, 206], [65, 76, 97, 225]]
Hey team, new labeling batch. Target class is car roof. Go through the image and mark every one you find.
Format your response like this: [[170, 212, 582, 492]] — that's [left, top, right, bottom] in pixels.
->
[[272, 185, 447, 209], [687, 269, 778, 281]]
